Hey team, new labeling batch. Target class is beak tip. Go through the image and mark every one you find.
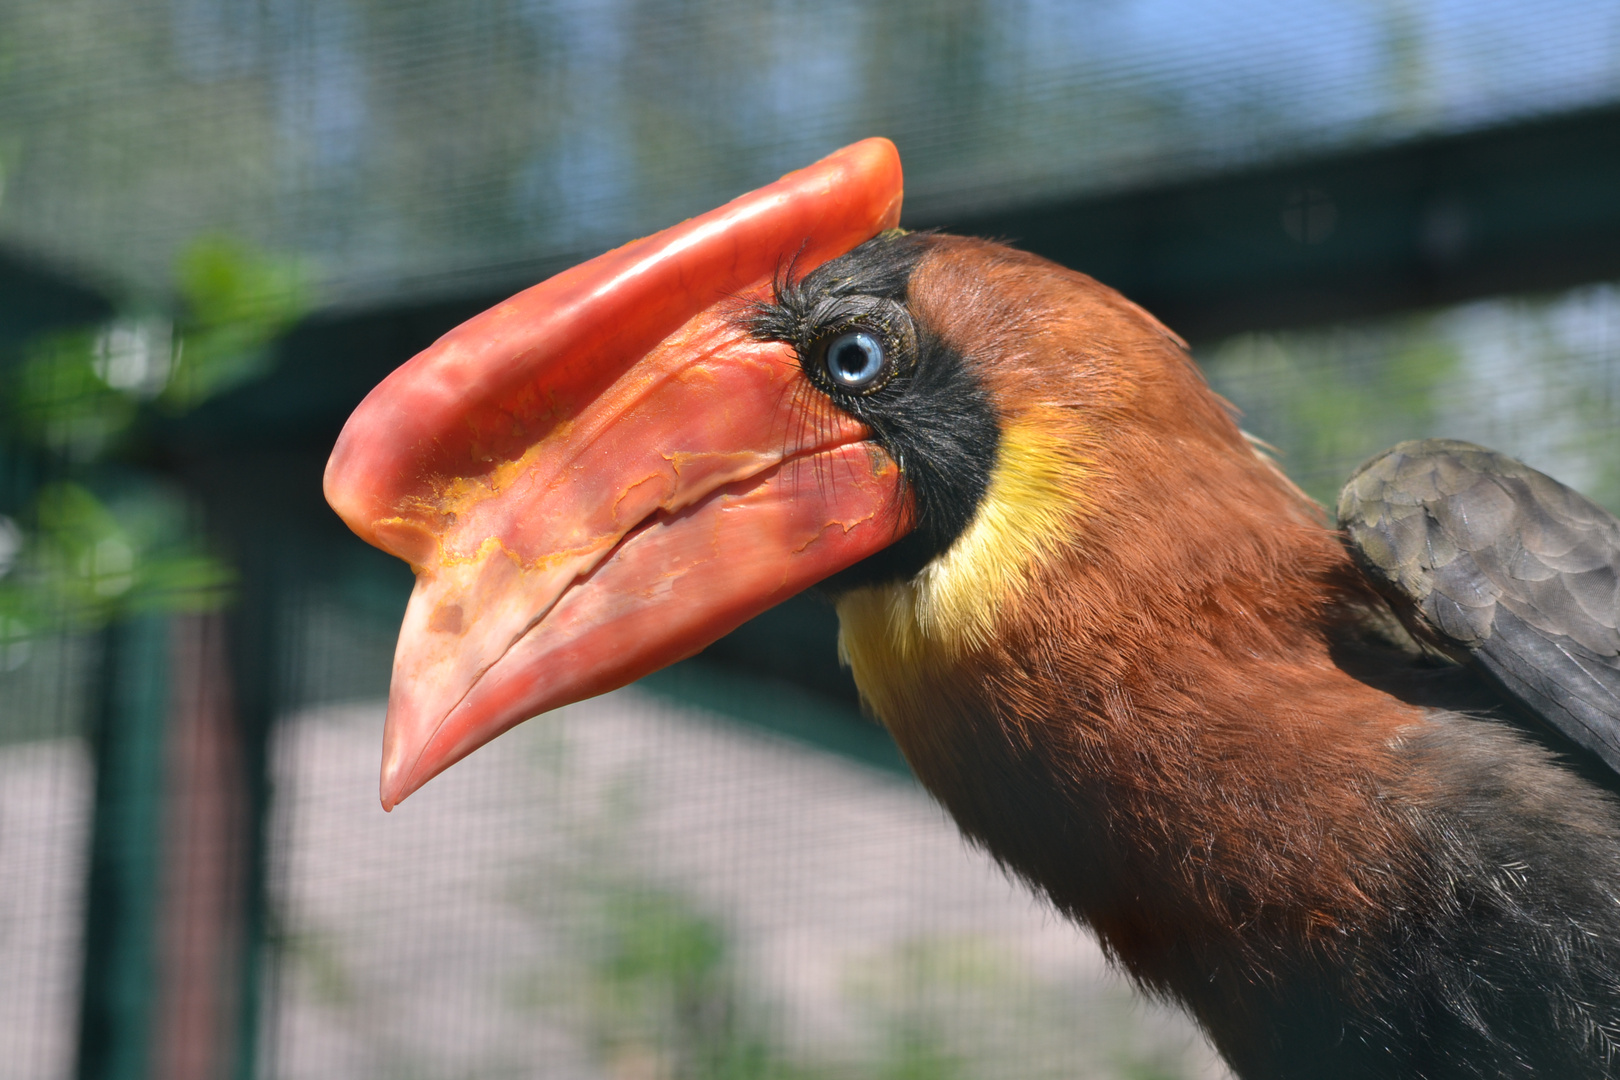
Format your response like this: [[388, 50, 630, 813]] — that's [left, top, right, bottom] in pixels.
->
[[379, 773, 413, 812], [379, 743, 416, 812]]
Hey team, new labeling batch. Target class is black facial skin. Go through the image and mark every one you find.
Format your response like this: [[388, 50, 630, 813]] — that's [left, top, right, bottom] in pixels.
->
[[744, 230, 1001, 590]]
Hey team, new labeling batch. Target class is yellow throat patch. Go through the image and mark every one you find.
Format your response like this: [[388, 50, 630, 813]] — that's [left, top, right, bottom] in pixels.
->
[[835, 414, 1090, 722]]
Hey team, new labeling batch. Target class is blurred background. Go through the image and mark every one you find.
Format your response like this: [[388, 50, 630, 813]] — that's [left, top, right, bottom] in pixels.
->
[[2, 2, 1619, 1078]]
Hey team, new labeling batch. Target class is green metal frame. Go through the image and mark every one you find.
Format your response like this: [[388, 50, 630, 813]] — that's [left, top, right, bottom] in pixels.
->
[[76, 616, 170, 1080], [935, 103, 1620, 342]]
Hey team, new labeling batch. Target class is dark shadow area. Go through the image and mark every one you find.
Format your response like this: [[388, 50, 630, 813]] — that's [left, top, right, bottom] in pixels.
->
[[935, 104, 1620, 342]]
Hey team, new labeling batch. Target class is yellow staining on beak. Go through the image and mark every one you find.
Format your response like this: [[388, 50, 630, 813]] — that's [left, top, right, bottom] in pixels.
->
[[836, 412, 1091, 722]]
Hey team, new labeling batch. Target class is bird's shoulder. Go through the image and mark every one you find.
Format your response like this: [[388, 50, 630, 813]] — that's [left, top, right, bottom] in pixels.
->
[[1337, 439, 1620, 775]]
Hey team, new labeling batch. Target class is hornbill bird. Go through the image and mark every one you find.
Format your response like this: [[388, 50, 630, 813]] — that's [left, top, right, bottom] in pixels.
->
[[325, 140, 1620, 1079]]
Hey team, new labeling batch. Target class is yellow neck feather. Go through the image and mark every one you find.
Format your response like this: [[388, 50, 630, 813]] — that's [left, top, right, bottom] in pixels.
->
[[835, 413, 1091, 722]]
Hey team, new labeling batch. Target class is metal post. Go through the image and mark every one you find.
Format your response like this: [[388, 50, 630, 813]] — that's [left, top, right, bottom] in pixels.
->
[[75, 614, 170, 1080]]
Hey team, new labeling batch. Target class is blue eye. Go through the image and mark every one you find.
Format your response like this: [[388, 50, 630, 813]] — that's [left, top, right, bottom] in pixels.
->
[[824, 331, 886, 390]]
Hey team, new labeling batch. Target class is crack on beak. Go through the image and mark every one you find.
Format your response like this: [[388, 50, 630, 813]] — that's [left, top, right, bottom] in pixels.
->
[[390, 500, 672, 805], [389, 439, 862, 804]]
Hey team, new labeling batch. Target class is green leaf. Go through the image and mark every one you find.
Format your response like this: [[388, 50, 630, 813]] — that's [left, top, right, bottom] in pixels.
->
[[7, 328, 137, 460], [163, 234, 310, 409]]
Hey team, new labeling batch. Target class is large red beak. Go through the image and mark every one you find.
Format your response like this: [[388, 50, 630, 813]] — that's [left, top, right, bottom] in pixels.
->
[[325, 139, 909, 809]]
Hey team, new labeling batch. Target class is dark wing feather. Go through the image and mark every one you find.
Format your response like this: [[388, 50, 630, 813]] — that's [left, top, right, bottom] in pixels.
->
[[1338, 439, 1620, 775]]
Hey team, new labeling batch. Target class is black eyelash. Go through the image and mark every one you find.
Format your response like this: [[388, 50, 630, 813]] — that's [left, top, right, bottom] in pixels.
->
[[735, 230, 1000, 590]]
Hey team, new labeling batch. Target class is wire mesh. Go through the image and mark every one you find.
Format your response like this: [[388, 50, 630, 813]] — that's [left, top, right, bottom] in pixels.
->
[[0, 637, 95, 1080], [2, 2, 1620, 1079], [3, 0, 1618, 310], [4, 276, 1619, 1079], [1204, 282, 1620, 512], [262, 691, 1226, 1080]]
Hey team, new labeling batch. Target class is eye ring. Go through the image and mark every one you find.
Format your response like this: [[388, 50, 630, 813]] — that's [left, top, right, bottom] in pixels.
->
[[821, 330, 889, 393]]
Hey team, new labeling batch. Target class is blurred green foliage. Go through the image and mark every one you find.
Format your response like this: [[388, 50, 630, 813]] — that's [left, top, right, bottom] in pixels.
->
[[165, 235, 309, 409], [1202, 317, 1463, 506], [0, 234, 306, 644], [547, 891, 1206, 1080], [1203, 286, 1620, 514], [14, 481, 234, 623], [585, 888, 787, 1080], [10, 327, 139, 460], [480, 728, 1211, 1080]]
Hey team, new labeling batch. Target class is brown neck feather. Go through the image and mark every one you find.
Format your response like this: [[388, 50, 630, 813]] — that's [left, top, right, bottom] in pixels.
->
[[873, 241, 1431, 1002]]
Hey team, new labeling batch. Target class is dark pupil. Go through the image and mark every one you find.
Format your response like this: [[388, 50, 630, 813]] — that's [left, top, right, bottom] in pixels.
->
[[825, 332, 884, 388]]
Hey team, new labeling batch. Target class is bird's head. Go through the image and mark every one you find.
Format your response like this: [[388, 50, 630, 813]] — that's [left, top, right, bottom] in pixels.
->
[[326, 139, 1289, 810]]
